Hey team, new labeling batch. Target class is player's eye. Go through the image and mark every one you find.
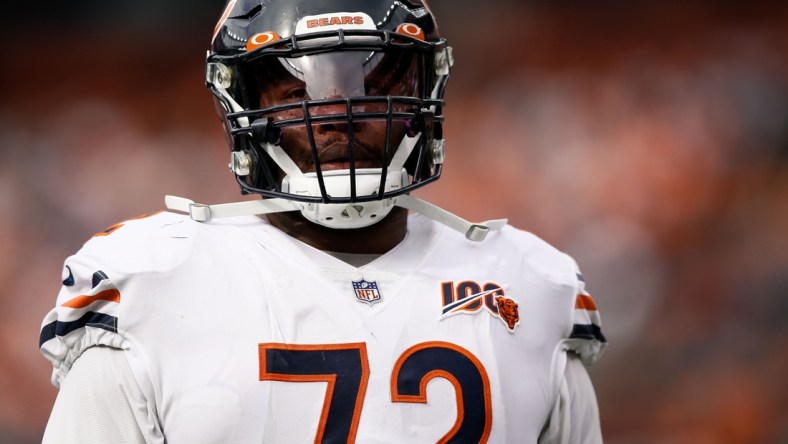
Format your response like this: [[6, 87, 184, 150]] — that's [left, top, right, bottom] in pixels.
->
[[283, 86, 308, 101], [287, 87, 307, 99]]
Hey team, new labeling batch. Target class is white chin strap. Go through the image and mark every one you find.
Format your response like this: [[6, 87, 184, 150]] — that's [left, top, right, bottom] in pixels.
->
[[165, 192, 506, 242]]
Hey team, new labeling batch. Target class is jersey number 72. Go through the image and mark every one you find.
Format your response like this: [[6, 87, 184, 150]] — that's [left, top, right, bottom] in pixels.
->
[[259, 341, 492, 443]]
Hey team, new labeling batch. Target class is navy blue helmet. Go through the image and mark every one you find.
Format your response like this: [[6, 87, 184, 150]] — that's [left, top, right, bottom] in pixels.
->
[[207, 0, 451, 228]]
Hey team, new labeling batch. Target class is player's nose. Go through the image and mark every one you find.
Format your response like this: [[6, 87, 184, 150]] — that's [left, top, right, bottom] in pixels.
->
[[311, 96, 349, 134]]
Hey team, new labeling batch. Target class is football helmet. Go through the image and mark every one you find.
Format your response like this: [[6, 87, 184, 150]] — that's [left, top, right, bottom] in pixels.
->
[[167, 0, 506, 240], [208, 0, 449, 229]]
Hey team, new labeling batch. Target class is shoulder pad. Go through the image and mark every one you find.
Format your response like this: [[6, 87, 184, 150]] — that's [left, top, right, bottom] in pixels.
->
[[79, 211, 199, 276], [499, 226, 579, 287]]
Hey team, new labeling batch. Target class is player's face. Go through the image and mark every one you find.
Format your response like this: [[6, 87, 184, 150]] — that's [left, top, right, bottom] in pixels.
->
[[255, 50, 420, 174]]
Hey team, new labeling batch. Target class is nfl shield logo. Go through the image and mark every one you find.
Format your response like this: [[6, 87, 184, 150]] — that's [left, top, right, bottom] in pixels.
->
[[352, 279, 381, 305]]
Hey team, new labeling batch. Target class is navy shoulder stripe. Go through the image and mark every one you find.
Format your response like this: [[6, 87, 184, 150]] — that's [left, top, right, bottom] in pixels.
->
[[92, 270, 110, 288], [39, 312, 118, 348], [569, 324, 607, 343], [62, 266, 75, 287]]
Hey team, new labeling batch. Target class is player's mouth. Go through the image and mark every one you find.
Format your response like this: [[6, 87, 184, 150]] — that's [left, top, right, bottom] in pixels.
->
[[319, 159, 380, 171], [317, 142, 381, 171]]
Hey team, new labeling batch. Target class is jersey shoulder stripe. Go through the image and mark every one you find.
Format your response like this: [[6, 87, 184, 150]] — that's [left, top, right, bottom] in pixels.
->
[[569, 323, 606, 343], [567, 285, 607, 365], [39, 312, 118, 348], [571, 292, 605, 342], [60, 288, 120, 309], [39, 272, 121, 348]]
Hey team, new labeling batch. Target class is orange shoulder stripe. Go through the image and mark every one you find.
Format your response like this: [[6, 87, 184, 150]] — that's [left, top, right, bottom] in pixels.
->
[[61, 289, 121, 309], [575, 294, 598, 311]]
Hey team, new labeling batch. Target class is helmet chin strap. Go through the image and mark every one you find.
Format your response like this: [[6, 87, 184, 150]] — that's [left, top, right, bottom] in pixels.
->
[[165, 193, 506, 242]]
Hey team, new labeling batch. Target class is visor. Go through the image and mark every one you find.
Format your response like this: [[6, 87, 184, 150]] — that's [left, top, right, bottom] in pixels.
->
[[253, 48, 422, 115]]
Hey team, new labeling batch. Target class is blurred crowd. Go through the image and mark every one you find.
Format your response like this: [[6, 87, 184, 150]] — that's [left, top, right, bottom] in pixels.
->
[[1, 1, 786, 442]]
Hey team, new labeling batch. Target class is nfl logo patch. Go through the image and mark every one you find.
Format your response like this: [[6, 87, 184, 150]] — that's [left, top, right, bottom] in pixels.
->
[[352, 279, 381, 305]]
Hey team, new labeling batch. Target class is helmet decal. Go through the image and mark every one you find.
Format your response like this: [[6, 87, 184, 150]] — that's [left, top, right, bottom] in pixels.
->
[[212, 0, 237, 44], [246, 31, 282, 51], [395, 23, 425, 41], [305, 15, 366, 29], [295, 12, 377, 35]]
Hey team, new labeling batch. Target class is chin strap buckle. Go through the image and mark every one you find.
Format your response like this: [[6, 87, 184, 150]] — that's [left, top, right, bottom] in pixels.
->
[[394, 195, 507, 242], [188, 203, 212, 222], [165, 196, 211, 221], [466, 224, 489, 242], [165, 195, 299, 221]]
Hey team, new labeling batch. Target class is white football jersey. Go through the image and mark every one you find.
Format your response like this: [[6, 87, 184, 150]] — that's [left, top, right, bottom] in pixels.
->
[[40, 212, 605, 443]]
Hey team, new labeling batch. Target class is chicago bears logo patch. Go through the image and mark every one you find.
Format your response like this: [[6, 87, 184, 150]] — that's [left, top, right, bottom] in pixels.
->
[[352, 279, 381, 305], [495, 296, 520, 331], [440, 281, 520, 333]]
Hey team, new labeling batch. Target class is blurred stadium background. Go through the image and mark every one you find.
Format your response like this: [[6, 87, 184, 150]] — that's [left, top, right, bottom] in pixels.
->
[[1, 0, 787, 442]]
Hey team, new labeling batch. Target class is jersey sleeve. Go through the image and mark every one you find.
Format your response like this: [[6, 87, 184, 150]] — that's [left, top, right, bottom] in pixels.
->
[[39, 252, 128, 388], [565, 262, 607, 366], [540, 254, 606, 442], [539, 354, 603, 444], [503, 227, 607, 366], [39, 211, 195, 388], [43, 346, 164, 444]]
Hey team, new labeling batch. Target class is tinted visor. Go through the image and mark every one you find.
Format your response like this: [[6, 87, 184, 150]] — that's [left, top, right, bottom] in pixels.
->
[[254, 48, 422, 115]]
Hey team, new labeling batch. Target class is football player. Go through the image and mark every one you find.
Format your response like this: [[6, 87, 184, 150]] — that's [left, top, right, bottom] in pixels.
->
[[40, 1, 607, 442]]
